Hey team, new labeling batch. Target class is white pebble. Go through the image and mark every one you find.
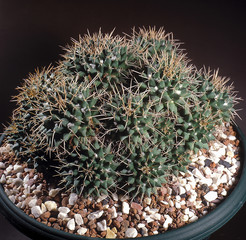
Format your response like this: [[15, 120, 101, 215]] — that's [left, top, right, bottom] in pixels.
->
[[188, 210, 195, 218], [204, 191, 218, 202], [49, 188, 60, 197], [175, 202, 181, 209], [119, 194, 129, 201], [179, 186, 186, 195], [58, 207, 70, 214], [28, 198, 37, 208], [125, 228, 138, 238], [77, 227, 88, 235], [228, 135, 236, 141], [199, 178, 213, 186], [188, 194, 197, 203], [212, 174, 222, 186], [183, 208, 190, 215], [97, 219, 107, 231], [9, 195, 15, 203], [5, 165, 13, 174], [31, 206, 42, 218], [74, 214, 84, 225], [68, 193, 78, 205], [16, 172, 22, 178], [163, 214, 173, 229], [227, 151, 234, 158], [122, 202, 130, 214], [0, 162, 5, 168], [145, 216, 154, 223], [192, 168, 205, 179], [137, 223, 146, 228], [111, 192, 119, 201], [220, 174, 228, 184], [44, 201, 57, 211], [13, 164, 23, 173], [87, 210, 104, 220], [150, 213, 161, 221], [176, 195, 181, 202], [58, 212, 68, 219], [194, 200, 203, 209], [41, 203, 47, 213], [229, 166, 237, 174], [16, 202, 22, 208], [110, 206, 117, 218], [144, 197, 152, 205], [164, 214, 173, 224], [169, 200, 174, 207], [0, 174, 6, 184], [189, 215, 199, 222], [96, 194, 108, 203], [221, 189, 227, 196], [67, 219, 75, 231], [23, 174, 29, 184], [181, 214, 189, 222], [148, 208, 159, 214], [185, 184, 191, 192], [220, 133, 227, 139], [203, 167, 212, 176]]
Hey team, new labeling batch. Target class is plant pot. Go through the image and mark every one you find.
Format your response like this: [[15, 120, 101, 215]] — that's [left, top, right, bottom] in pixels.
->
[[0, 125, 246, 240]]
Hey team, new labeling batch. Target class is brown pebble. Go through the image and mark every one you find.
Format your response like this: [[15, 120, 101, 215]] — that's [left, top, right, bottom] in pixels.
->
[[83, 218, 88, 224], [61, 197, 69, 207], [121, 220, 129, 231], [132, 208, 137, 215], [122, 214, 128, 220], [89, 224, 97, 229], [88, 220, 95, 226], [36, 199, 42, 206], [131, 202, 143, 211], [53, 223, 60, 230], [96, 202, 103, 210], [53, 194, 61, 202], [108, 219, 112, 226], [49, 217, 57, 223], [79, 202, 85, 210], [41, 211, 51, 220], [106, 214, 112, 221], [113, 220, 121, 229]]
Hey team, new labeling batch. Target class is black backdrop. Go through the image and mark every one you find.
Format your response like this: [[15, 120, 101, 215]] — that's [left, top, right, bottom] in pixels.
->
[[0, 0, 246, 239]]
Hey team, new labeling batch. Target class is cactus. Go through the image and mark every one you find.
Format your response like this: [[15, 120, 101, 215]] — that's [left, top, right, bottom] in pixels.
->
[[4, 27, 238, 198]]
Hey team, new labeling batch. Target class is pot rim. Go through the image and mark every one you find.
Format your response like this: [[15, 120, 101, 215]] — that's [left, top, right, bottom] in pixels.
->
[[0, 125, 246, 240]]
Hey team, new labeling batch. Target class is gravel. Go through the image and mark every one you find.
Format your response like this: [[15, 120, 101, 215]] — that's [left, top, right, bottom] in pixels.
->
[[0, 123, 242, 238]]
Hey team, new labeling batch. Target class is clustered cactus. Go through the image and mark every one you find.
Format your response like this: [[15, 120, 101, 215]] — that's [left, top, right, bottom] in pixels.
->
[[4, 27, 238, 198]]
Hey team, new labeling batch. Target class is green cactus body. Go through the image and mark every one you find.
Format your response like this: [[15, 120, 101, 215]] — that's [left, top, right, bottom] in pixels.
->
[[4, 27, 238, 198]]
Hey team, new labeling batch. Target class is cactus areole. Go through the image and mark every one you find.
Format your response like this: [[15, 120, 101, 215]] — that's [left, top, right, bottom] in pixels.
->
[[3, 27, 239, 199]]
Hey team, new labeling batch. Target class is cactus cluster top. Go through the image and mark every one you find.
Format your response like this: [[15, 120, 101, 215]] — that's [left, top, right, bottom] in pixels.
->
[[4, 27, 238, 198]]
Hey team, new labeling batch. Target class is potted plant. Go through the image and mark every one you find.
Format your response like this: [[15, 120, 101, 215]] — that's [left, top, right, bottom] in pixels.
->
[[0, 27, 245, 240]]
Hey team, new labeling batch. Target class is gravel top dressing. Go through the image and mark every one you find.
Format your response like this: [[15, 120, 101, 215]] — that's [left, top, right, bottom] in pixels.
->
[[0, 123, 241, 238]]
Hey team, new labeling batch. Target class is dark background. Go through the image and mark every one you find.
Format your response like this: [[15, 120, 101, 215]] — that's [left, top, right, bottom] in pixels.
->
[[0, 0, 246, 239]]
